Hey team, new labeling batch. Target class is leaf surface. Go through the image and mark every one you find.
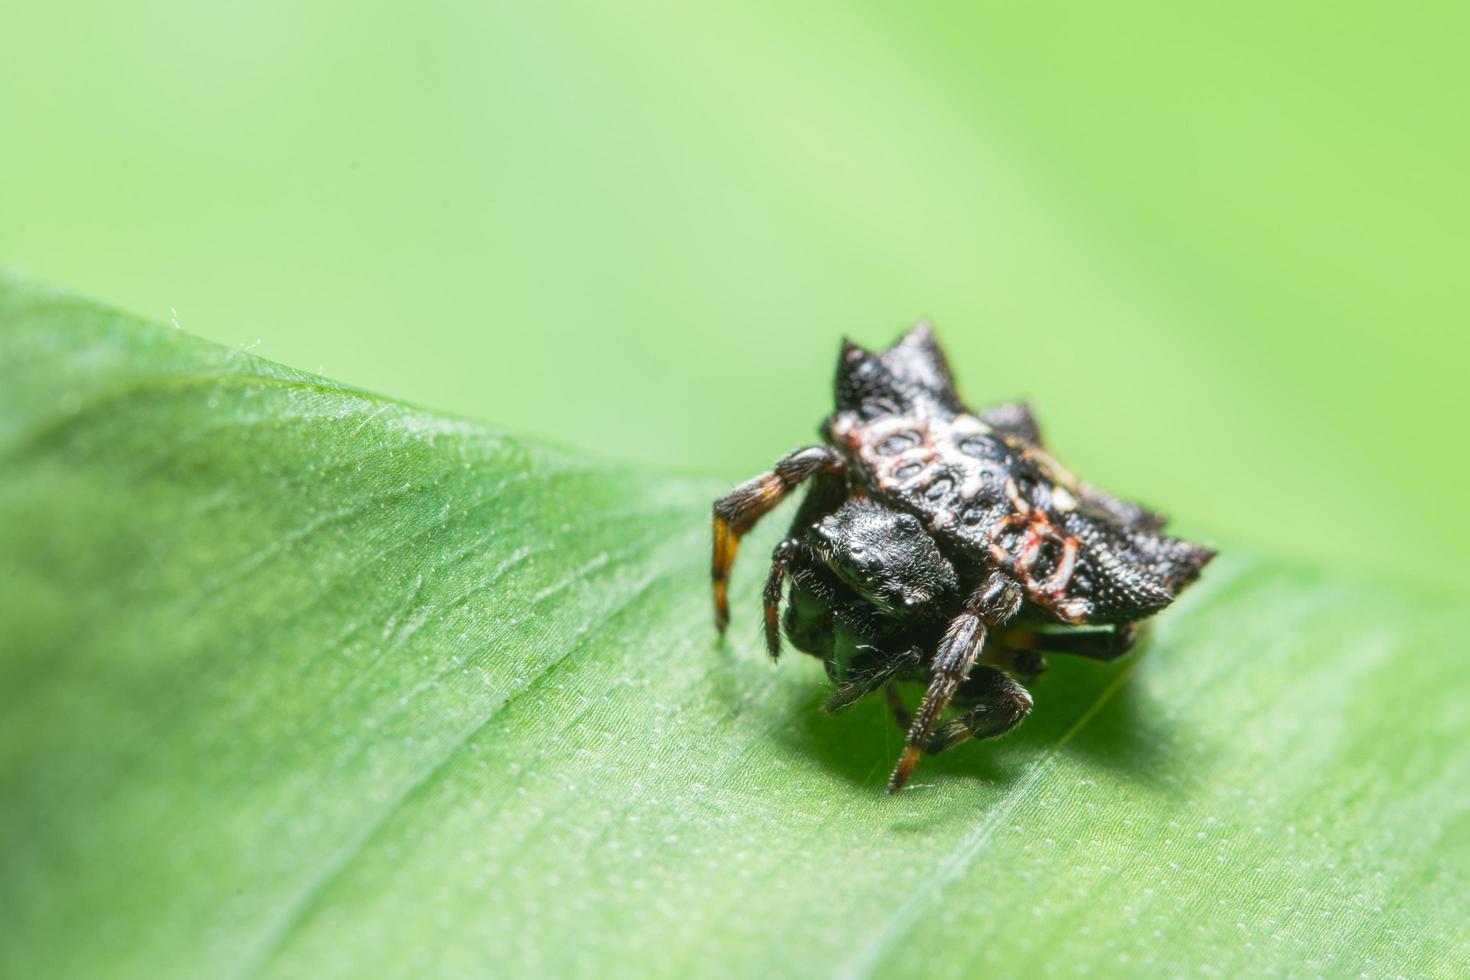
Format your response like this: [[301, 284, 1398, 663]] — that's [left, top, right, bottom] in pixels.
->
[[1, 276, 1465, 978]]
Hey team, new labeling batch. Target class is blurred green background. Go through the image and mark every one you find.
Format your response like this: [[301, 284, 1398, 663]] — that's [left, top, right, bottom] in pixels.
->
[[3, 1, 1466, 589]]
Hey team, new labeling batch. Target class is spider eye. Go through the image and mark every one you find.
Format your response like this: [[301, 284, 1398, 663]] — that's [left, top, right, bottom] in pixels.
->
[[897, 513, 921, 531]]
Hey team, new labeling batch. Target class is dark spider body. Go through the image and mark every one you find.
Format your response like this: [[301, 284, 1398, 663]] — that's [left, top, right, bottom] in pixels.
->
[[712, 324, 1214, 792]]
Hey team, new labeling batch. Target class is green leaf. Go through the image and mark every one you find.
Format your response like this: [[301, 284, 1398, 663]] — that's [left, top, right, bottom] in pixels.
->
[[2, 274, 1466, 978]]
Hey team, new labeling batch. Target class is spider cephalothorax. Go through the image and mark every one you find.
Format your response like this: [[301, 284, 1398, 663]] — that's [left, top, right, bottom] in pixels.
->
[[712, 323, 1214, 792], [813, 500, 958, 616]]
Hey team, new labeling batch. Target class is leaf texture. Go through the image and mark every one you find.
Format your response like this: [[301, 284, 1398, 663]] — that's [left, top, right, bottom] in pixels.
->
[[1, 275, 1466, 979]]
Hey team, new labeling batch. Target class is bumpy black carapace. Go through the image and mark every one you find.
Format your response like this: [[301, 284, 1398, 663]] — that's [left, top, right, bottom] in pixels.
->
[[712, 324, 1214, 793]]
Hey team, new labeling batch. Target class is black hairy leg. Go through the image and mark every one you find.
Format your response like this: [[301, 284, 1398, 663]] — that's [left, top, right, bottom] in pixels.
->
[[927, 667, 1034, 753], [884, 667, 1033, 756], [712, 446, 844, 633], [888, 570, 1022, 793], [822, 644, 924, 714], [760, 471, 851, 659], [979, 644, 1047, 683], [997, 623, 1140, 662], [762, 539, 813, 659]]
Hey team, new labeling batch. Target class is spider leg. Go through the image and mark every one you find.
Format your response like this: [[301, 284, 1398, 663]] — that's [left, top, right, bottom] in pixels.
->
[[712, 446, 844, 634], [925, 667, 1033, 754], [998, 622, 1140, 662], [885, 683, 913, 732], [761, 539, 808, 659], [978, 401, 1045, 447], [979, 643, 1047, 682], [886, 685, 962, 763], [884, 666, 1034, 756], [822, 645, 923, 714], [1077, 484, 1167, 531], [887, 570, 1021, 793]]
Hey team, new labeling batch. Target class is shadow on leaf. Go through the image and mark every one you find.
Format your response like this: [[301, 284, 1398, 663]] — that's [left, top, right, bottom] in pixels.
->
[[763, 650, 1183, 799]]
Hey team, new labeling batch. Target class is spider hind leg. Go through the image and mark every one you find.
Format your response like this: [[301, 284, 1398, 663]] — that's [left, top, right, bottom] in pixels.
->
[[887, 571, 1022, 793], [999, 622, 1140, 662]]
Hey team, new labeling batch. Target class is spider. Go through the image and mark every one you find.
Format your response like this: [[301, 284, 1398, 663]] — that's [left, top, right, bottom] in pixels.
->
[[712, 324, 1214, 793]]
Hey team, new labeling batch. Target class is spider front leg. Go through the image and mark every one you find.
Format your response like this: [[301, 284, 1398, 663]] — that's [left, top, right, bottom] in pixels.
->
[[883, 668, 1032, 754], [887, 569, 1022, 794], [925, 668, 1033, 754], [712, 446, 844, 634], [823, 644, 924, 714], [761, 538, 809, 659]]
